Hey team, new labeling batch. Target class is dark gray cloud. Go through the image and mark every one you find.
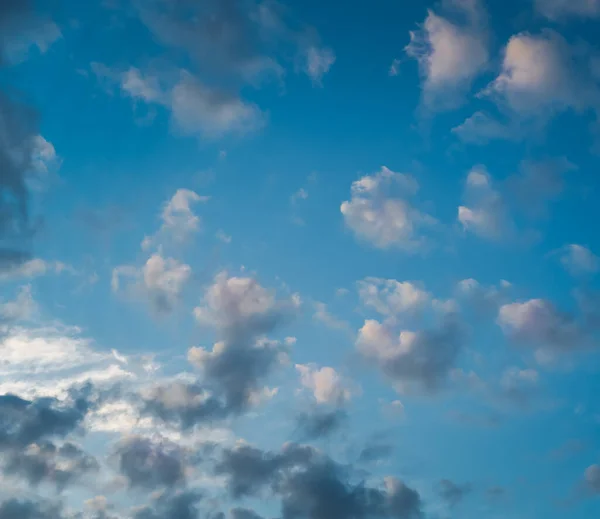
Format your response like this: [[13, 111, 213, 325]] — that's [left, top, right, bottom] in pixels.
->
[[116, 436, 187, 489], [436, 479, 472, 508], [3, 441, 98, 491], [230, 508, 264, 519], [0, 499, 63, 519], [141, 273, 298, 429], [0, 390, 92, 449], [358, 443, 394, 464], [215, 443, 423, 519], [215, 444, 307, 499], [133, 490, 203, 519], [296, 409, 347, 441], [0, 1, 45, 270], [141, 380, 229, 429], [190, 338, 286, 413]]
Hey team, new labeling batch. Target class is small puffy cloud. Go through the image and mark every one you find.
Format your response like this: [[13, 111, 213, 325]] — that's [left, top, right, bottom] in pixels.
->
[[171, 72, 266, 139], [500, 367, 539, 405], [405, 0, 488, 109], [357, 316, 463, 394], [482, 30, 597, 115], [557, 244, 599, 276], [357, 277, 430, 317], [0, 285, 37, 322], [535, 0, 600, 19], [585, 464, 600, 493], [458, 166, 512, 240], [143, 188, 209, 249], [112, 254, 191, 314], [498, 299, 587, 359], [194, 272, 300, 341], [303, 46, 336, 86], [295, 364, 353, 405], [341, 166, 437, 250]]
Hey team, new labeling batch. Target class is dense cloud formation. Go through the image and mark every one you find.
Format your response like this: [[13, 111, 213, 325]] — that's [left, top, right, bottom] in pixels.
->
[[116, 436, 187, 489], [215, 443, 423, 519]]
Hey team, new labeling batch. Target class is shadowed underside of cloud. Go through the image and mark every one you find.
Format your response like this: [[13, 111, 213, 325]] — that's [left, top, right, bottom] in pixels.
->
[[0, 1, 58, 271], [357, 315, 464, 394], [214, 442, 423, 519], [295, 408, 348, 440]]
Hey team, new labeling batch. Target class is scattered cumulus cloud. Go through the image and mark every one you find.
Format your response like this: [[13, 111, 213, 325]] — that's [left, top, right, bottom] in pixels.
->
[[341, 166, 437, 251], [556, 244, 600, 276], [405, 0, 488, 109], [295, 364, 353, 405], [112, 253, 192, 314]]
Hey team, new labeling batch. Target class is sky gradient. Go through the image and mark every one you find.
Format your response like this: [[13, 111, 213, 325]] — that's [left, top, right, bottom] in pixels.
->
[[1, 0, 600, 518]]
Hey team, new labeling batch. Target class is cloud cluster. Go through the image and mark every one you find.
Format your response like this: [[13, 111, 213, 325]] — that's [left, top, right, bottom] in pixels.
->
[[215, 443, 423, 519], [341, 167, 437, 251], [94, 0, 334, 140]]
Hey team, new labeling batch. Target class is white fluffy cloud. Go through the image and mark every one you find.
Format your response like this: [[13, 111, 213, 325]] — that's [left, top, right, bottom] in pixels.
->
[[357, 277, 430, 316], [112, 253, 192, 314], [458, 166, 512, 240], [341, 166, 437, 250], [483, 30, 597, 115], [295, 364, 353, 405], [194, 272, 300, 336], [143, 188, 209, 249], [0, 323, 136, 400], [557, 244, 599, 276], [405, 0, 488, 109]]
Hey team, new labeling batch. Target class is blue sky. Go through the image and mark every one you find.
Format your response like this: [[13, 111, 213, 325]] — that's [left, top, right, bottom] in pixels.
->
[[2, 0, 600, 518]]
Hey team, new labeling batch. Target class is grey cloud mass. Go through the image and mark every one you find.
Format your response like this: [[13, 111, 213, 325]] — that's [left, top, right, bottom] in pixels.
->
[[214, 443, 423, 519]]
